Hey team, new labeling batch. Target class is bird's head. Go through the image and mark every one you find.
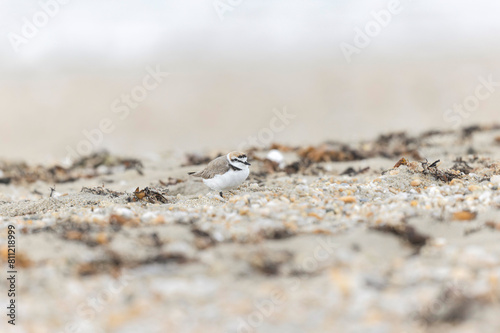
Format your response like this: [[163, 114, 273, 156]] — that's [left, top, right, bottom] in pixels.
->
[[227, 151, 251, 168]]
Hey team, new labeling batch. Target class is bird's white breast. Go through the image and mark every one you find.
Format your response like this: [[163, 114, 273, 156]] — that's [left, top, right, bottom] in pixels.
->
[[202, 168, 249, 191]]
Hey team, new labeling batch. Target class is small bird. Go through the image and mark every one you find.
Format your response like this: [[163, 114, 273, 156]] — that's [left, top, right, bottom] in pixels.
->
[[188, 151, 251, 198]]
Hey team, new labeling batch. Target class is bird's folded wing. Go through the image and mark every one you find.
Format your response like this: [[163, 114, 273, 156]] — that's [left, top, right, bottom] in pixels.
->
[[194, 156, 229, 179]]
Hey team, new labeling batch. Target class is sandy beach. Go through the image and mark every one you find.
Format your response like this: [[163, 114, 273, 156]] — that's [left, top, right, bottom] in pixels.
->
[[1, 125, 500, 333]]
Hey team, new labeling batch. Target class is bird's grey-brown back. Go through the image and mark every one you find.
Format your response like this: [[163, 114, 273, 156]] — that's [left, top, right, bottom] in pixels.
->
[[189, 156, 229, 179]]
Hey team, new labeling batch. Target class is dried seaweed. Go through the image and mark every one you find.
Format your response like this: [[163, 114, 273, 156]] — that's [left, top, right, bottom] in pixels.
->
[[159, 177, 184, 186], [421, 159, 462, 183], [77, 250, 191, 276], [247, 250, 294, 275], [70, 152, 143, 174], [451, 157, 473, 174], [372, 224, 429, 250], [133, 187, 168, 204], [0, 151, 143, 185], [191, 227, 216, 249], [179, 125, 499, 181], [340, 166, 370, 176], [298, 144, 366, 163], [0, 177, 12, 184], [416, 286, 475, 326], [284, 161, 301, 175], [81, 186, 124, 198], [182, 153, 215, 166]]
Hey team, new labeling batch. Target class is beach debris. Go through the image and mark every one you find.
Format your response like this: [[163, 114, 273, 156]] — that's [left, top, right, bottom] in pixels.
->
[[159, 177, 184, 186], [451, 157, 474, 174], [81, 186, 124, 197], [461, 125, 482, 140], [283, 161, 301, 175], [340, 166, 370, 176], [257, 158, 280, 174], [417, 286, 475, 325], [298, 144, 365, 163], [411, 158, 463, 183], [191, 227, 216, 250], [0, 177, 11, 184], [421, 159, 440, 173], [0, 151, 143, 185], [182, 153, 214, 166], [372, 224, 429, 250], [393, 157, 409, 168], [133, 187, 168, 204], [71, 151, 143, 175], [269, 143, 295, 152], [247, 249, 293, 275], [77, 256, 122, 276], [485, 221, 500, 231], [49, 185, 56, 198]]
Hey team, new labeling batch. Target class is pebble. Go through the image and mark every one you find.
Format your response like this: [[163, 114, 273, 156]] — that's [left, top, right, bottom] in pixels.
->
[[410, 179, 422, 187], [452, 211, 476, 221], [266, 149, 285, 167], [114, 207, 134, 218], [339, 196, 357, 203]]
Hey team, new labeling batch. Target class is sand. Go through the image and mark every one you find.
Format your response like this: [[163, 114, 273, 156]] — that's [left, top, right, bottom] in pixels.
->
[[1, 126, 500, 333]]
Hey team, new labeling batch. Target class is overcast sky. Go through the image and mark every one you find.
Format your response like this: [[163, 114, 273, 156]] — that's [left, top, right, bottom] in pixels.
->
[[2, 0, 500, 69]]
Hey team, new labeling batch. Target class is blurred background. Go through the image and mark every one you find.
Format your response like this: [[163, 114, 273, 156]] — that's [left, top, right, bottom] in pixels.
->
[[1, 0, 500, 162]]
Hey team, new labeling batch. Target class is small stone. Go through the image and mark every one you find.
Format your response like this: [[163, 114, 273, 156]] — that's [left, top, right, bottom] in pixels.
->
[[307, 212, 323, 220], [266, 149, 284, 167], [96, 232, 108, 245], [152, 215, 165, 224], [389, 187, 399, 194], [433, 237, 447, 247], [452, 211, 477, 221], [468, 185, 480, 192], [65, 231, 83, 240], [114, 207, 134, 218], [339, 196, 356, 203], [411, 179, 422, 187]]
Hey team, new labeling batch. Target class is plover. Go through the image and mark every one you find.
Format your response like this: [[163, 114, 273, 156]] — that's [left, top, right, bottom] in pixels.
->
[[188, 151, 250, 198]]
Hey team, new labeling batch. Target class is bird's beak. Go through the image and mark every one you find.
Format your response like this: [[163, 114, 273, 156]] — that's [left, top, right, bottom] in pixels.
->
[[243, 161, 251, 166]]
